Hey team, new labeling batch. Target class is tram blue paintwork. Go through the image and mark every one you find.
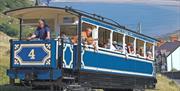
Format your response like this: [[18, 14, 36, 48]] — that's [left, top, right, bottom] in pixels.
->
[[82, 50, 153, 75], [7, 40, 62, 80], [7, 69, 61, 80], [17, 47, 48, 62], [62, 45, 154, 77], [7, 17, 156, 81], [10, 40, 57, 68]]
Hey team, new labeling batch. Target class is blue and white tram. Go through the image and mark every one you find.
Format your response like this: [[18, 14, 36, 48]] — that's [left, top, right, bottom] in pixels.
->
[[5, 6, 158, 91]]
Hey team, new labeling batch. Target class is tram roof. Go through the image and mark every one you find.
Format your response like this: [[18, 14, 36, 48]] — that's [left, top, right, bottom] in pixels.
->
[[4, 6, 159, 42]]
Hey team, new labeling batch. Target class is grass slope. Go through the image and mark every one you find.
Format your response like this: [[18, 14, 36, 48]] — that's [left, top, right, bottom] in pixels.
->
[[0, 32, 11, 85], [146, 74, 180, 91]]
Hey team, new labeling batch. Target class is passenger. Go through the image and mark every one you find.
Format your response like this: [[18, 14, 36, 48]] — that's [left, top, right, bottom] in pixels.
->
[[139, 47, 144, 57], [104, 39, 111, 49], [71, 36, 78, 44], [60, 32, 70, 43], [81, 28, 93, 44], [71, 28, 97, 50], [98, 42, 105, 48], [104, 39, 116, 50], [27, 19, 50, 40], [113, 41, 123, 52], [147, 51, 153, 59], [136, 47, 143, 57], [127, 43, 134, 54], [70, 28, 91, 44]]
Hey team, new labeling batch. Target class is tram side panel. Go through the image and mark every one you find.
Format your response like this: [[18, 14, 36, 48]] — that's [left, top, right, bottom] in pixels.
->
[[74, 46, 156, 89], [55, 43, 156, 89]]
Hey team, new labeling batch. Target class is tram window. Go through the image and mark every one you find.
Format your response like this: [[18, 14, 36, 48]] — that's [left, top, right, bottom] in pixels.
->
[[136, 39, 144, 57], [125, 36, 135, 54], [113, 32, 123, 52], [98, 27, 111, 49], [146, 43, 153, 60]]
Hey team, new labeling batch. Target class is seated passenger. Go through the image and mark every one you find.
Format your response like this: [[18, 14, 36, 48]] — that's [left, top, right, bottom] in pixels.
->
[[98, 42, 105, 48], [104, 39, 111, 49], [60, 32, 70, 43], [27, 19, 50, 40], [127, 43, 134, 54], [71, 36, 78, 44], [104, 39, 116, 50], [70, 28, 91, 44], [81, 28, 94, 44], [113, 41, 123, 52], [71, 28, 97, 50], [147, 51, 153, 59], [136, 47, 144, 57]]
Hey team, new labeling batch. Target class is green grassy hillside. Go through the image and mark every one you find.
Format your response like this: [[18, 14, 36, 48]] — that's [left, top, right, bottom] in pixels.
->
[[0, 0, 32, 38]]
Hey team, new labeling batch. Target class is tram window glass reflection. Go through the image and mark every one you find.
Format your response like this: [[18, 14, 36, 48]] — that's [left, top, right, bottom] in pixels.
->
[[136, 39, 144, 57], [113, 32, 123, 52], [125, 36, 135, 54], [98, 27, 111, 49], [146, 42, 153, 60]]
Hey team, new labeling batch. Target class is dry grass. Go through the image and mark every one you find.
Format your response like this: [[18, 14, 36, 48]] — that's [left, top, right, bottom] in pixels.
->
[[0, 32, 11, 85], [146, 74, 180, 91]]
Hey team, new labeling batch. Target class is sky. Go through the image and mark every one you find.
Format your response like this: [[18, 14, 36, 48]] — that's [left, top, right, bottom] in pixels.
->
[[47, 0, 180, 36]]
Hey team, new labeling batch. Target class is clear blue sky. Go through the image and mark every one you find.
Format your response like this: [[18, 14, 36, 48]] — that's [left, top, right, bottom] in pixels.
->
[[49, 2, 180, 36]]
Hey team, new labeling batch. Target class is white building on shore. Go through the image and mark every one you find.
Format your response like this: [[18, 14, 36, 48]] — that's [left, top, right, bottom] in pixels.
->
[[157, 41, 180, 72]]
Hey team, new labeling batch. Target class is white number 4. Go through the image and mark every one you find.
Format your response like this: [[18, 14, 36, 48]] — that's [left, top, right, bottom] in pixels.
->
[[28, 49, 35, 59]]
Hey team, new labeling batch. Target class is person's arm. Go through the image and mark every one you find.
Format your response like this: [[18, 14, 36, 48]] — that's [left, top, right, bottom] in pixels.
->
[[27, 34, 36, 40], [27, 28, 39, 40], [46, 27, 50, 39], [46, 31, 50, 39]]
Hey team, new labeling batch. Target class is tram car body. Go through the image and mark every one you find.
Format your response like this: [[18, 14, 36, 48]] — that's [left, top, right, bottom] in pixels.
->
[[5, 6, 157, 90]]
